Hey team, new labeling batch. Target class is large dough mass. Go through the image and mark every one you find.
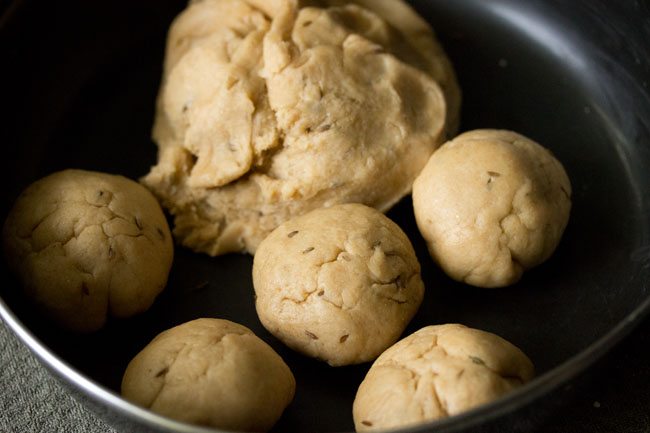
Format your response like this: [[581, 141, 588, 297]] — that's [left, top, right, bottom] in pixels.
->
[[143, 0, 459, 255]]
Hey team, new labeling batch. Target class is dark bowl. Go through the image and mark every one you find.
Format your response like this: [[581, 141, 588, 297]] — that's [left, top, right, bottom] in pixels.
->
[[1, 0, 649, 432]]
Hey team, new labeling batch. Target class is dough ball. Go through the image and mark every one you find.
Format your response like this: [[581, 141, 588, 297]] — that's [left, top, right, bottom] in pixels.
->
[[143, 0, 458, 256], [412, 130, 572, 288], [121, 318, 295, 432], [253, 203, 424, 366], [2, 169, 173, 332], [353, 324, 535, 431]]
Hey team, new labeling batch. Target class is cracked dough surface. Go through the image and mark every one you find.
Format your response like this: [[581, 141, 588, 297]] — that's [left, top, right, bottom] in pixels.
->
[[253, 203, 424, 366], [143, 0, 457, 256], [2, 169, 173, 332], [121, 318, 295, 432], [412, 129, 572, 288], [353, 324, 535, 431]]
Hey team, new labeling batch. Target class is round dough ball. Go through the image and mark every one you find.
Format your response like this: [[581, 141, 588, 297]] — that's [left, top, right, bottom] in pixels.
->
[[253, 203, 424, 366], [353, 324, 535, 431], [2, 169, 173, 332], [121, 318, 295, 432], [412, 130, 572, 288], [143, 0, 455, 256]]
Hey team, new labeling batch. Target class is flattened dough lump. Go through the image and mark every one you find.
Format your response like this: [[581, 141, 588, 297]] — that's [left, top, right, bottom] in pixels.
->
[[353, 324, 535, 431], [143, 0, 458, 256], [253, 203, 424, 366], [121, 318, 295, 432], [2, 169, 173, 333], [412, 130, 572, 288]]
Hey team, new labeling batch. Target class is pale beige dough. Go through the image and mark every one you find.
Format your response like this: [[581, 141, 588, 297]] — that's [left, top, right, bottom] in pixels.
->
[[253, 203, 424, 366], [412, 129, 572, 288], [121, 318, 295, 432], [143, 0, 458, 256], [2, 169, 173, 333], [315, 0, 461, 133], [353, 324, 535, 431]]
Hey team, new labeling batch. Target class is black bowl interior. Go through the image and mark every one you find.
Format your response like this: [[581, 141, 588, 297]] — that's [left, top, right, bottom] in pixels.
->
[[1, 0, 649, 432]]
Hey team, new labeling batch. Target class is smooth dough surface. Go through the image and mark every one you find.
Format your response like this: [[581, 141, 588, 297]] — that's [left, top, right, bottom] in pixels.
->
[[2, 169, 173, 332], [412, 129, 572, 288], [121, 318, 295, 432], [143, 0, 457, 256], [253, 203, 424, 366], [353, 324, 535, 431]]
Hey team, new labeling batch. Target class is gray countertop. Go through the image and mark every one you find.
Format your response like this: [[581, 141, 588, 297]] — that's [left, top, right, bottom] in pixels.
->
[[0, 321, 115, 433]]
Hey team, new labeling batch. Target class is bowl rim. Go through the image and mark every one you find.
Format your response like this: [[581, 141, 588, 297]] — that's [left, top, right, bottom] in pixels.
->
[[2, 0, 650, 431], [2, 293, 650, 433]]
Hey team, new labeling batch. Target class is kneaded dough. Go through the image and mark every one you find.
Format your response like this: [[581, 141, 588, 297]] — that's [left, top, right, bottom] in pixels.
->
[[143, 0, 457, 256], [121, 318, 295, 432], [2, 169, 173, 332], [316, 0, 461, 133], [253, 203, 424, 366], [353, 324, 535, 431], [412, 129, 572, 288]]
